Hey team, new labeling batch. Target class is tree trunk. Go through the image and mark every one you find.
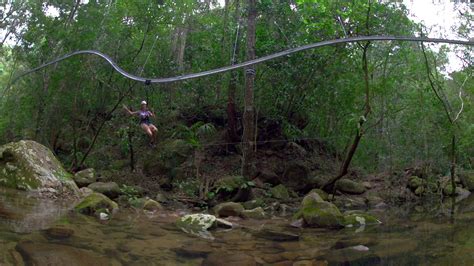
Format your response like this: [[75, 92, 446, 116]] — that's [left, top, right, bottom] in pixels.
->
[[241, 0, 257, 179], [226, 0, 241, 146], [322, 43, 371, 192]]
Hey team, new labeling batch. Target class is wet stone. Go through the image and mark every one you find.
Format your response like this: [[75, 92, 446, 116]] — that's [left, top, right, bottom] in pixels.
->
[[43, 226, 74, 240], [253, 229, 300, 242]]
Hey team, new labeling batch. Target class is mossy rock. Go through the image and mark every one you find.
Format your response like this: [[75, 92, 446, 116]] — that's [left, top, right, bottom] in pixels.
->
[[308, 188, 329, 201], [335, 179, 366, 195], [295, 192, 344, 228], [214, 176, 245, 194], [0, 140, 79, 197], [73, 168, 96, 187], [408, 176, 425, 190], [270, 184, 290, 200], [143, 199, 163, 211], [213, 202, 244, 217], [344, 213, 381, 227], [243, 198, 265, 209], [87, 182, 121, 199], [241, 207, 266, 220], [460, 170, 474, 191], [75, 192, 118, 216]]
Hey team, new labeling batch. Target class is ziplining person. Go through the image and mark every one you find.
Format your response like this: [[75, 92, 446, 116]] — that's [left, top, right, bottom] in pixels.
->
[[123, 101, 158, 147]]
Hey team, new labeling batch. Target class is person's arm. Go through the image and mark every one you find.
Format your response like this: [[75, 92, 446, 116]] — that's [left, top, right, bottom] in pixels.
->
[[123, 104, 138, 116], [148, 110, 156, 117]]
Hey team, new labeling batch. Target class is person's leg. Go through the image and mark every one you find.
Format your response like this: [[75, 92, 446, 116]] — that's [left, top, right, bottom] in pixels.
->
[[149, 124, 158, 144], [140, 124, 154, 144]]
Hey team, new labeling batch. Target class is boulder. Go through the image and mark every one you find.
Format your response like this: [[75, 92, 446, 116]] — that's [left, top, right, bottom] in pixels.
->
[[243, 198, 265, 210], [74, 192, 118, 217], [270, 184, 290, 200], [460, 171, 474, 191], [335, 179, 366, 195], [282, 162, 310, 191], [308, 188, 329, 201], [87, 182, 121, 199], [256, 169, 281, 185], [0, 140, 79, 197], [143, 199, 163, 212], [213, 202, 244, 217], [241, 207, 266, 220], [295, 191, 344, 228], [176, 213, 231, 239], [73, 168, 96, 187]]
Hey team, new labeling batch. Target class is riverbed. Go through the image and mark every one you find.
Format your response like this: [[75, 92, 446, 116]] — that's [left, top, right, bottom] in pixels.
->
[[1, 187, 474, 265]]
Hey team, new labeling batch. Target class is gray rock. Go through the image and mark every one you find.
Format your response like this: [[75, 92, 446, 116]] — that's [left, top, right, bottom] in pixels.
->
[[87, 182, 121, 199], [270, 184, 290, 200], [213, 202, 244, 217], [73, 168, 96, 187], [335, 179, 366, 195], [241, 207, 266, 219], [0, 140, 79, 197]]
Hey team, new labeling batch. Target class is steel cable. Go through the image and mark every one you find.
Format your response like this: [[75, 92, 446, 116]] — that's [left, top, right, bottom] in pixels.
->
[[7, 36, 474, 86]]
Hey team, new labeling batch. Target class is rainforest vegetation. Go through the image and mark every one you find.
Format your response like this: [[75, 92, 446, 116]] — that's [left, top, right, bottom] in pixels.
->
[[1, 0, 474, 265]]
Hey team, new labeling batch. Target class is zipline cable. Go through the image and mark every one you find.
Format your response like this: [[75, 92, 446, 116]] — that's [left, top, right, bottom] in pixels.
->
[[6, 36, 474, 87]]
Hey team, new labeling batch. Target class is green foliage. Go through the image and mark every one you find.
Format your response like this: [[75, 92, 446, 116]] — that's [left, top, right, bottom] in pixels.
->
[[119, 184, 140, 201], [172, 122, 216, 149]]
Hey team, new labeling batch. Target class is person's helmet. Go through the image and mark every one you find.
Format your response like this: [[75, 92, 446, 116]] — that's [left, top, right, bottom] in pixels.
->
[[141, 100, 147, 105]]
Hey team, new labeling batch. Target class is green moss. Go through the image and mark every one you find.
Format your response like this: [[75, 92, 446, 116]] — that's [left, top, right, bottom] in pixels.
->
[[270, 184, 290, 200], [296, 192, 344, 228]]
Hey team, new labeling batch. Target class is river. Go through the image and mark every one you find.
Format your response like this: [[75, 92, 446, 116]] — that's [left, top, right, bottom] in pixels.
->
[[1, 187, 474, 265]]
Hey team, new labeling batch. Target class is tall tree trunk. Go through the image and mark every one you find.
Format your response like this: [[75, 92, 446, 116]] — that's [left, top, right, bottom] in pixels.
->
[[241, 0, 257, 179], [227, 0, 241, 146]]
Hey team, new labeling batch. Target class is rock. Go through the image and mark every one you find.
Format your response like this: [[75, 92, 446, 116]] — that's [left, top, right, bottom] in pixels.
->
[[243, 198, 265, 210], [408, 176, 424, 190], [176, 214, 218, 239], [242, 207, 266, 219], [43, 226, 74, 239], [202, 252, 257, 266], [15, 242, 120, 266], [73, 168, 96, 187], [343, 213, 381, 227], [252, 229, 300, 242], [0, 140, 79, 197], [335, 179, 366, 195], [271, 184, 290, 200], [295, 191, 344, 228], [87, 182, 121, 199], [143, 199, 163, 212], [155, 193, 168, 203], [213, 202, 244, 217], [460, 170, 474, 191], [319, 247, 380, 265], [351, 245, 370, 252], [308, 189, 329, 201], [282, 162, 310, 191], [143, 139, 191, 176], [257, 169, 281, 185], [362, 181, 372, 189], [290, 218, 304, 228], [215, 218, 233, 229], [455, 187, 471, 202], [172, 241, 213, 259], [79, 187, 93, 198], [74, 192, 118, 217]]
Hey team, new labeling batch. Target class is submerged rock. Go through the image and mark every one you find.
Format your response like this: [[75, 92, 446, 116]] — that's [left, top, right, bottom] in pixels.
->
[[295, 191, 344, 228], [176, 214, 232, 240], [335, 179, 366, 195], [243, 198, 265, 210], [202, 252, 257, 266], [73, 168, 96, 187], [241, 207, 266, 219], [0, 140, 79, 197], [87, 182, 121, 199], [15, 242, 120, 266], [270, 184, 290, 200], [252, 229, 300, 242], [343, 213, 381, 227], [213, 202, 244, 217], [43, 226, 74, 240], [74, 192, 118, 217]]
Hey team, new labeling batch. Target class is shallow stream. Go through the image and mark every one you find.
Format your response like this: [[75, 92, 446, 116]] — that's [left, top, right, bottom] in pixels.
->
[[1, 187, 474, 265]]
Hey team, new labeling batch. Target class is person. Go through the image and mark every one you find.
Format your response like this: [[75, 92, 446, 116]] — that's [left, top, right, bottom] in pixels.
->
[[123, 100, 158, 146]]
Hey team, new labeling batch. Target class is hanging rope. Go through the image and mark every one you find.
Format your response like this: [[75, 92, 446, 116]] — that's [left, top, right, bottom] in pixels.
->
[[6, 35, 474, 87]]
